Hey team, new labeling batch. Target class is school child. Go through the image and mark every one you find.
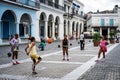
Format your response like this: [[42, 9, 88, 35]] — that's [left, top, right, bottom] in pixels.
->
[[25, 37, 42, 74]]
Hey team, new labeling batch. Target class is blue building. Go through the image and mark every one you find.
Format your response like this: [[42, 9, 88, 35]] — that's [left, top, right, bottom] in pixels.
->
[[0, 0, 40, 44]]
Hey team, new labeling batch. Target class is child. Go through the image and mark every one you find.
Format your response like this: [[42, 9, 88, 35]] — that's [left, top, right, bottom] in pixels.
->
[[96, 36, 108, 62], [25, 37, 42, 74], [62, 35, 69, 61], [39, 38, 45, 51], [9, 34, 20, 65]]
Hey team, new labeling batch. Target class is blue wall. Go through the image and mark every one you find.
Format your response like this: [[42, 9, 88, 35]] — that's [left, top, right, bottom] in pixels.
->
[[0, 2, 37, 40]]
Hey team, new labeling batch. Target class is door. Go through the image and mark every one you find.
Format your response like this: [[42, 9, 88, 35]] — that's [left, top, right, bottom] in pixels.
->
[[2, 21, 9, 39]]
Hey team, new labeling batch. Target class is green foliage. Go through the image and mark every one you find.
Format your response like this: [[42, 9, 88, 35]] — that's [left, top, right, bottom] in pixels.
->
[[93, 32, 101, 42], [109, 31, 115, 40]]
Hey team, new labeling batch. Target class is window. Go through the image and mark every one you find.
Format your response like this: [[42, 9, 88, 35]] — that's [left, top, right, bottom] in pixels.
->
[[101, 19, 105, 26], [109, 19, 114, 26]]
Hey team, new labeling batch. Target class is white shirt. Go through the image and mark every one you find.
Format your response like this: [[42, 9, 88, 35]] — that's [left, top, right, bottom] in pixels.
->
[[80, 34, 84, 40]]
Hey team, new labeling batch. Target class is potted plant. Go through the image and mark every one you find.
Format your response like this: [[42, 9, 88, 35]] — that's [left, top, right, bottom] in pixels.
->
[[93, 32, 101, 46], [109, 31, 115, 43]]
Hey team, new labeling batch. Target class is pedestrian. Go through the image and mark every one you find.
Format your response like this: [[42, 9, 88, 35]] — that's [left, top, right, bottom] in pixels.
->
[[79, 32, 85, 50], [62, 35, 69, 61], [96, 36, 108, 62], [25, 37, 42, 74], [9, 34, 20, 65]]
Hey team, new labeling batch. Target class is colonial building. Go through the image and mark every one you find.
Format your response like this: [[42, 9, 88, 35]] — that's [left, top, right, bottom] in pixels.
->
[[87, 5, 120, 37], [0, 0, 40, 44], [63, 0, 85, 39], [0, 0, 85, 45], [37, 0, 65, 40]]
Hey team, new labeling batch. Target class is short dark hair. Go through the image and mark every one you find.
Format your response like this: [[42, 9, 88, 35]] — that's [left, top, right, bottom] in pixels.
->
[[30, 37, 35, 42]]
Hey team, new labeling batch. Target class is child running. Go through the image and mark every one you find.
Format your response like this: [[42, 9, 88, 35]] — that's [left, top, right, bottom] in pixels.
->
[[25, 37, 42, 74], [62, 35, 69, 61], [96, 36, 108, 62]]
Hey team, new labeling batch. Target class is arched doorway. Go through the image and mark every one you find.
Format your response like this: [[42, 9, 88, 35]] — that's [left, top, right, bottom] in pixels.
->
[[1, 10, 16, 39], [19, 13, 32, 37], [48, 14, 54, 38], [68, 21, 70, 36], [79, 23, 82, 36], [76, 22, 79, 38], [64, 20, 66, 35], [72, 21, 75, 38], [55, 16, 60, 39], [39, 12, 46, 38]]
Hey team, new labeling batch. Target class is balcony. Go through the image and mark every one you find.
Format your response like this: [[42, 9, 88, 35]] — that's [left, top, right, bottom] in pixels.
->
[[64, 0, 73, 3], [40, 0, 64, 11], [1, 0, 40, 10], [63, 13, 73, 19]]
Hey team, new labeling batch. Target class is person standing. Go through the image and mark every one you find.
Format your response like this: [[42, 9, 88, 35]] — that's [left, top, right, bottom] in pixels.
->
[[9, 34, 20, 65], [79, 32, 85, 50], [96, 36, 108, 62], [62, 35, 69, 61], [25, 37, 42, 74]]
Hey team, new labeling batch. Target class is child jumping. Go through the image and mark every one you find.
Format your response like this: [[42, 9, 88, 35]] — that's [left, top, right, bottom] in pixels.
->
[[25, 37, 42, 74]]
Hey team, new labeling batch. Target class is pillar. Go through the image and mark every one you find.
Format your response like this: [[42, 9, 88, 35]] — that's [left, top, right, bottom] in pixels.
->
[[52, 21, 55, 40], [0, 20, 2, 44], [44, 20, 48, 40]]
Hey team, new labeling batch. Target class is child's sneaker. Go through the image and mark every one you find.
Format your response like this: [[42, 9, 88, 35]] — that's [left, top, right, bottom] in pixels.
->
[[102, 59, 105, 62], [13, 62, 16, 65], [16, 61, 20, 64], [95, 60, 99, 63], [32, 72, 37, 75], [67, 59, 69, 61], [63, 58, 65, 61]]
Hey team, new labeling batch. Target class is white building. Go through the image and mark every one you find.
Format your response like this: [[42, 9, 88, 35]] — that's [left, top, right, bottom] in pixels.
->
[[36, 0, 85, 41], [63, 0, 85, 39], [87, 6, 119, 37]]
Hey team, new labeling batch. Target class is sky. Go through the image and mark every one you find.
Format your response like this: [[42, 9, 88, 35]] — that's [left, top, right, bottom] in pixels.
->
[[79, 0, 120, 13]]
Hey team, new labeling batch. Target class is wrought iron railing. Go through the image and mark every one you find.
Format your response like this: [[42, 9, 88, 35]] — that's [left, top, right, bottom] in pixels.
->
[[40, 0, 64, 11], [2, 0, 40, 9]]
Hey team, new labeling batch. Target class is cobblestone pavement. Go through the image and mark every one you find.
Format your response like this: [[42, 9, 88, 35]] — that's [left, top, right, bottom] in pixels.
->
[[78, 43, 120, 80], [0, 40, 118, 80]]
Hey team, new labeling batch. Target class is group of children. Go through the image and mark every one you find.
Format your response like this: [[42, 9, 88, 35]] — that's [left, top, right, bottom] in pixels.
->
[[9, 33, 109, 74]]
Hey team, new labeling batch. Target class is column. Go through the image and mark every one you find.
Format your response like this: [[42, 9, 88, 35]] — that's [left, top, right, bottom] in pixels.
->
[[108, 28, 110, 38], [100, 27, 102, 36], [15, 22, 19, 34], [0, 20, 2, 44], [44, 20, 48, 40], [91, 28, 94, 36], [66, 20, 68, 36], [52, 21, 55, 40]]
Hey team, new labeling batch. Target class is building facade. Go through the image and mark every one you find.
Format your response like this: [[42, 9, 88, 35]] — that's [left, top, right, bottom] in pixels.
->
[[0, 0, 85, 45], [64, 0, 84, 39], [87, 6, 120, 37], [0, 0, 40, 44]]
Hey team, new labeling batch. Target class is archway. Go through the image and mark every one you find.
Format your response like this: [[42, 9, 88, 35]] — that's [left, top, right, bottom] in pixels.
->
[[72, 21, 75, 38], [68, 21, 70, 36], [64, 20, 66, 35], [19, 13, 32, 37], [48, 14, 54, 38], [39, 12, 46, 38], [76, 22, 79, 38], [1, 10, 16, 39], [55, 16, 60, 39]]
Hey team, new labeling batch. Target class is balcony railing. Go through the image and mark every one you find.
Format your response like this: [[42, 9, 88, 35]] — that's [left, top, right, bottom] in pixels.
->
[[2, 0, 40, 9], [40, 0, 64, 11]]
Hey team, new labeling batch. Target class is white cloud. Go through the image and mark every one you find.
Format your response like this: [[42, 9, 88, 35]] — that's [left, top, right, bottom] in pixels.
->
[[79, 0, 120, 13]]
